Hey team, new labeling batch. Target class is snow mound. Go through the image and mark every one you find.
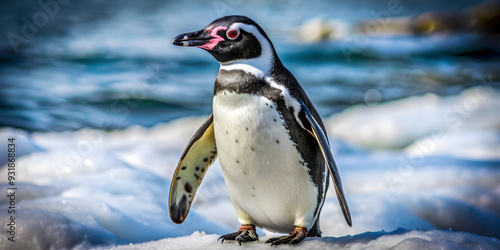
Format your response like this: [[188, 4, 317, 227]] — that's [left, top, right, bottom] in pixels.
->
[[113, 229, 500, 250], [326, 86, 500, 160]]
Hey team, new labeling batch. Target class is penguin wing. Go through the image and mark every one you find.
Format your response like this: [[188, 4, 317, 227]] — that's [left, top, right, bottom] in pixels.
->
[[169, 114, 217, 224], [298, 102, 352, 227]]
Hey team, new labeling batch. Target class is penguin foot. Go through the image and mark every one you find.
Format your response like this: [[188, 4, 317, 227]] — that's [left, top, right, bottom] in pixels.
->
[[218, 225, 259, 245], [265, 226, 307, 246]]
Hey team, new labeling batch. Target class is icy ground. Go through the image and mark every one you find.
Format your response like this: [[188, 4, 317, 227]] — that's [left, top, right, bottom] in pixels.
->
[[113, 230, 499, 250], [1, 86, 499, 249]]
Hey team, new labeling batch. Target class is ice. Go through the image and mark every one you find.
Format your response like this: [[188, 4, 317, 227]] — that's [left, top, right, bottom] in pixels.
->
[[0, 128, 41, 167], [113, 230, 500, 250], [326, 86, 500, 159], [0, 119, 229, 250], [1, 87, 500, 249]]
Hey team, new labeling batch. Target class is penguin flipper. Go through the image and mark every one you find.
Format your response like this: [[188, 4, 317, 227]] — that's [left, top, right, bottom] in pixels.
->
[[299, 103, 352, 227], [169, 114, 217, 224]]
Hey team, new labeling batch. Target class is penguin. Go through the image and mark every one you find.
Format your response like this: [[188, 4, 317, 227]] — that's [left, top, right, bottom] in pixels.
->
[[169, 15, 351, 246]]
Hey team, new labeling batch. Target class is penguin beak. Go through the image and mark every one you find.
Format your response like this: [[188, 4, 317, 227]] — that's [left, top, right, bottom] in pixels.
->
[[172, 29, 213, 47]]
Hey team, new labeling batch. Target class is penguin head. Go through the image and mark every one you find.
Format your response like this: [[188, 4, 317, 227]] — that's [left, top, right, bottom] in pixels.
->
[[172, 15, 277, 68]]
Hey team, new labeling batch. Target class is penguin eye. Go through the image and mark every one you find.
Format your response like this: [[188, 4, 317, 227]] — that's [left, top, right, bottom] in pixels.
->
[[226, 29, 239, 40]]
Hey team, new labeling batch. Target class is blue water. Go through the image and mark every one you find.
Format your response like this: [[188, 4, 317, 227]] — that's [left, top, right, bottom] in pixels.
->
[[1, 0, 499, 131]]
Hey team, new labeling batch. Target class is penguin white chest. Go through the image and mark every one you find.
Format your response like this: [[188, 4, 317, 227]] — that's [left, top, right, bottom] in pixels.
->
[[212, 92, 318, 233]]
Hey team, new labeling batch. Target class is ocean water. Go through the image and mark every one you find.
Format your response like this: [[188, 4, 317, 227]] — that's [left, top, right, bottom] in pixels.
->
[[1, 0, 500, 249], [1, 0, 498, 131]]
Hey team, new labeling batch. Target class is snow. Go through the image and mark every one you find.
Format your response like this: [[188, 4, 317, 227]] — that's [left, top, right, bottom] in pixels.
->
[[113, 230, 500, 250], [326, 86, 500, 159], [1, 87, 500, 249]]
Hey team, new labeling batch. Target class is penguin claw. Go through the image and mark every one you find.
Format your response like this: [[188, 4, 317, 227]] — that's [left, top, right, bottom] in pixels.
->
[[265, 227, 307, 246], [218, 233, 237, 244], [218, 225, 258, 245]]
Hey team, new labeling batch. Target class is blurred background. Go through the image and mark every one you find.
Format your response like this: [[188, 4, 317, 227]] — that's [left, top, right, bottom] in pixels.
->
[[0, 0, 499, 249], [1, 0, 499, 131]]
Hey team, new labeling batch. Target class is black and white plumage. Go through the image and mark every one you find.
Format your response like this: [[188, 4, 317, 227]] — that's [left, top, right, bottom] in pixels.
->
[[169, 15, 351, 246]]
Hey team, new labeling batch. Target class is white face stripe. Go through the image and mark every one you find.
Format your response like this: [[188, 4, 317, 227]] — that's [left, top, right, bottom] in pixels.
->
[[220, 22, 274, 77]]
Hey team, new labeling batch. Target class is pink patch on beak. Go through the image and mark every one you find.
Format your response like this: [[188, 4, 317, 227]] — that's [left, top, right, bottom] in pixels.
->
[[198, 26, 228, 50]]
